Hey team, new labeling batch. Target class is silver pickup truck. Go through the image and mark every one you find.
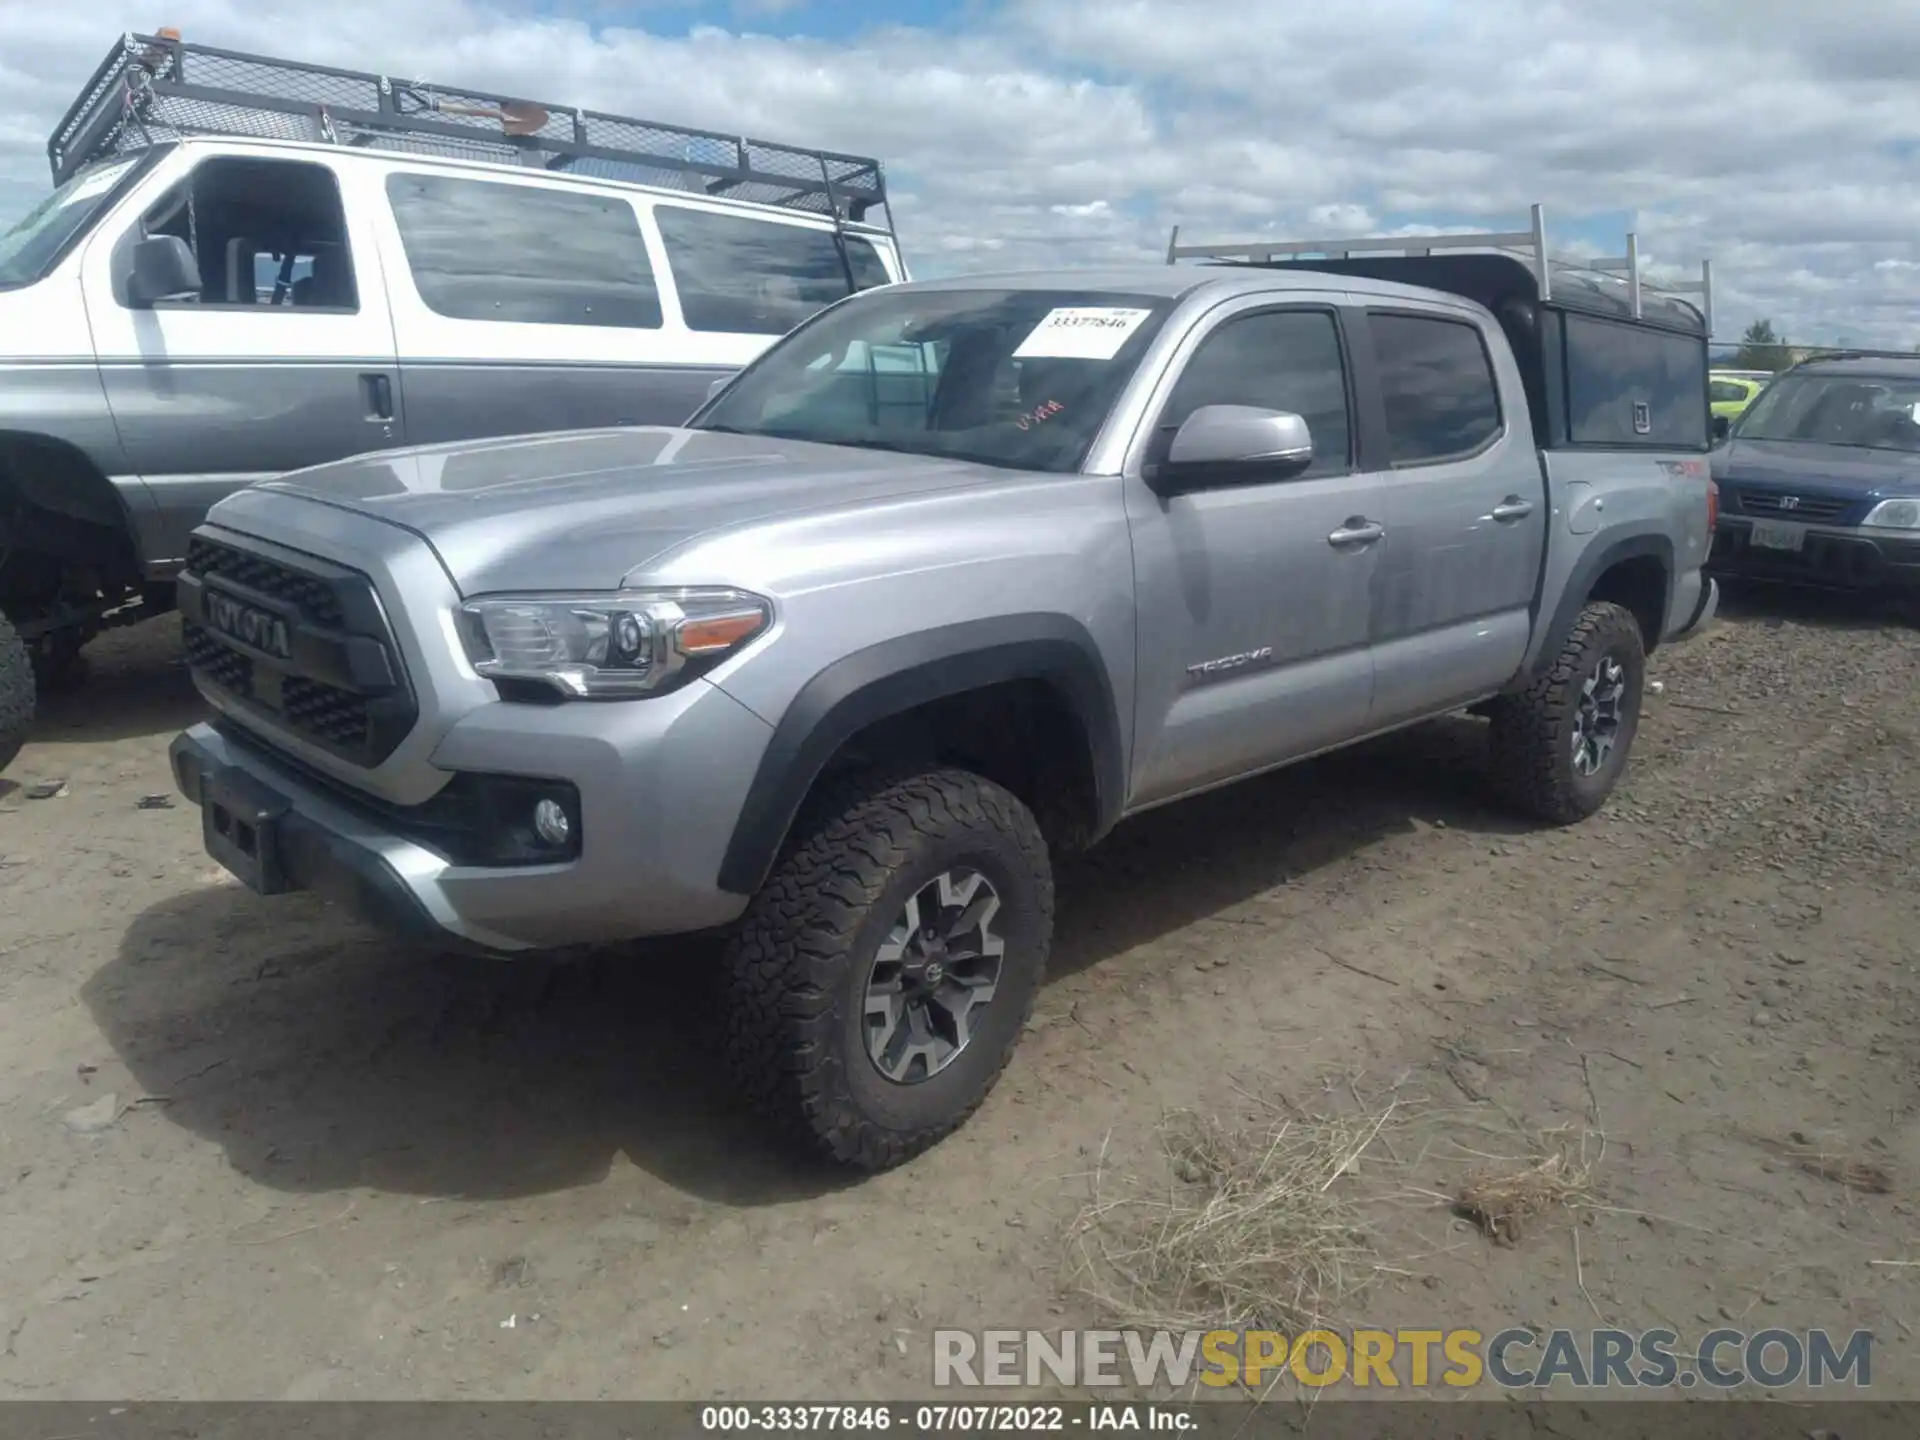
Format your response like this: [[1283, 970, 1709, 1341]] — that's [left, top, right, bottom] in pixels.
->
[[168, 210, 1721, 1170]]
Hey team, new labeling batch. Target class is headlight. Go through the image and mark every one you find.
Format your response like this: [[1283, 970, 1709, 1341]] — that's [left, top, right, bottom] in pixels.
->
[[1862, 498, 1920, 530], [458, 588, 771, 699]]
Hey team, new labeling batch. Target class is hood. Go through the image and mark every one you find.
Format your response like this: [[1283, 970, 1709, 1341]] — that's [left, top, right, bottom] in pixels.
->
[[256, 426, 1013, 595], [1712, 436, 1920, 496]]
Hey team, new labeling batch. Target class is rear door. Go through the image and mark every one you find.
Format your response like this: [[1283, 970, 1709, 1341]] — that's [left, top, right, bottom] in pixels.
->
[[1355, 304, 1547, 727], [79, 149, 402, 570], [1123, 294, 1384, 808]]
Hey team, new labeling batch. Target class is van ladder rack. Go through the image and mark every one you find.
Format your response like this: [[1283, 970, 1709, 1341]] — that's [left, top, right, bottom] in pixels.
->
[[1167, 203, 1713, 335], [46, 31, 895, 233]]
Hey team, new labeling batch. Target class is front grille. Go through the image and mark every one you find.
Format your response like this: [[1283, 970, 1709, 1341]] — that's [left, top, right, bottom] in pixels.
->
[[1727, 489, 1852, 523], [183, 620, 252, 696], [180, 532, 415, 765], [282, 675, 371, 751], [185, 535, 345, 628]]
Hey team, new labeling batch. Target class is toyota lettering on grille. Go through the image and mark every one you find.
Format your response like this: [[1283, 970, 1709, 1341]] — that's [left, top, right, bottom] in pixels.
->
[[205, 588, 293, 660]]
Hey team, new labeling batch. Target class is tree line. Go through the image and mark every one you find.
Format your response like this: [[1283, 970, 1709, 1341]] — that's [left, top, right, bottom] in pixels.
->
[[1722, 319, 1920, 371]]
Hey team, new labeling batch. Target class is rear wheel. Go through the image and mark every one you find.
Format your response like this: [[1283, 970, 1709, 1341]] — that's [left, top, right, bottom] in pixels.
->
[[0, 613, 35, 775], [721, 765, 1054, 1171], [1487, 600, 1645, 824]]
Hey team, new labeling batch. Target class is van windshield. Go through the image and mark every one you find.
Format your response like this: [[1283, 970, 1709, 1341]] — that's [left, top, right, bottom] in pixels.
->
[[693, 287, 1175, 474], [1735, 372, 1920, 454], [0, 157, 142, 289]]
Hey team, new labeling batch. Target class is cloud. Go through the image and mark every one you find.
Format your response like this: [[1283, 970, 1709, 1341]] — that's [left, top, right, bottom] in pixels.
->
[[1, 0, 1916, 344]]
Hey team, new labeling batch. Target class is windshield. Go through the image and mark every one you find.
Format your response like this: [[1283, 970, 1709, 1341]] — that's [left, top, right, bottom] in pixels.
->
[[1734, 372, 1920, 453], [693, 287, 1176, 473], [0, 157, 142, 289]]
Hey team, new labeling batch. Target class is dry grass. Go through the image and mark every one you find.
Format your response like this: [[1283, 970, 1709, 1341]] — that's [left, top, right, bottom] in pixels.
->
[[1061, 1100, 1402, 1337], [1453, 1147, 1597, 1244], [1742, 1129, 1896, 1195], [1797, 1155, 1894, 1194]]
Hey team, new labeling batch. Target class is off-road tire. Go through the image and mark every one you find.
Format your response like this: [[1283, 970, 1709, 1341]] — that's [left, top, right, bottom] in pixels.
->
[[721, 765, 1054, 1171], [1488, 600, 1645, 825], [0, 613, 35, 775]]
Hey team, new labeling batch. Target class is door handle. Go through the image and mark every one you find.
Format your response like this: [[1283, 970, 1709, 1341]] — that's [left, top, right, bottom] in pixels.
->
[[360, 373, 394, 422], [1491, 497, 1535, 522], [1327, 518, 1385, 548]]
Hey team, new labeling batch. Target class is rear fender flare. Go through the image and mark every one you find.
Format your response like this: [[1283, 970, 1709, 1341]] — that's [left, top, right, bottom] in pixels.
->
[[1522, 530, 1674, 682]]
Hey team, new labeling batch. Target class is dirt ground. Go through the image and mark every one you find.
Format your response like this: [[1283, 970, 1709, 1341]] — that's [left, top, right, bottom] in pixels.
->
[[0, 583, 1915, 1402]]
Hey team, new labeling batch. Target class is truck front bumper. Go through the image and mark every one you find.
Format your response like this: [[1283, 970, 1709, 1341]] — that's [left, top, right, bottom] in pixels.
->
[[170, 679, 771, 954], [171, 725, 496, 950]]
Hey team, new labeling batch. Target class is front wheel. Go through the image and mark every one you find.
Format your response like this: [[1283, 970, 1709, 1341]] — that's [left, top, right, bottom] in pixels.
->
[[721, 765, 1054, 1171], [0, 613, 35, 775], [1487, 600, 1645, 825]]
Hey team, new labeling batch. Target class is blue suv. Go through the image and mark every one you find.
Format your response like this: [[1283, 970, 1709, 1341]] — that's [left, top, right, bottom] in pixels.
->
[[1709, 355, 1920, 591]]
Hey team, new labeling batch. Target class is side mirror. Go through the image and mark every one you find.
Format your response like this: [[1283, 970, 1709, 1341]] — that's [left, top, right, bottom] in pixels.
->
[[1711, 414, 1732, 444], [127, 235, 201, 307], [1153, 405, 1313, 494], [705, 375, 732, 403]]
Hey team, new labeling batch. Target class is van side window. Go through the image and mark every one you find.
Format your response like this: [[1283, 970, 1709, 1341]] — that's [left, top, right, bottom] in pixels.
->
[[1159, 309, 1352, 476], [1368, 312, 1503, 465], [385, 173, 662, 329], [134, 157, 356, 311], [654, 206, 891, 335]]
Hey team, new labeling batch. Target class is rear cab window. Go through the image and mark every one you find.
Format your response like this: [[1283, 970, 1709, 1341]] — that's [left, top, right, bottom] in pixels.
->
[[1367, 311, 1504, 464], [654, 205, 892, 335]]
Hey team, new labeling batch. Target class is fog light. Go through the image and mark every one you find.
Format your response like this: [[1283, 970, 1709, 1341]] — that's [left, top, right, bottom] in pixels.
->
[[532, 798, 572, 847]]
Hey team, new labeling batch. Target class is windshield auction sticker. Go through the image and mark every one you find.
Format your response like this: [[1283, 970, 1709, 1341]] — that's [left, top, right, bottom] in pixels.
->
[[1013, 307, 1154, 360]]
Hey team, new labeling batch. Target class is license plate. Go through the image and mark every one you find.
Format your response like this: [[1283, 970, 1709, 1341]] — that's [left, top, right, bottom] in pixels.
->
[[204, 586, 293, 659], [201, 764, 293, 894], [1750, 522, 1805, 553]]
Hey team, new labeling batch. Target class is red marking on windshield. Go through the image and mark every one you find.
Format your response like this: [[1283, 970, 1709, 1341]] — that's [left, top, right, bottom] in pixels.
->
[[1016, 400, 1064, 431]]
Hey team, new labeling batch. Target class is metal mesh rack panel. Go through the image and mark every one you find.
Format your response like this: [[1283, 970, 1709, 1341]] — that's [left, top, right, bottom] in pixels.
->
[[49, 33, 892, 227]]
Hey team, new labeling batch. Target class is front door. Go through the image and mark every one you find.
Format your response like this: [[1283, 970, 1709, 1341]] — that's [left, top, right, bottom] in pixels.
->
[[80, 151, 402, 571], [1124, 298, 1384, 809]]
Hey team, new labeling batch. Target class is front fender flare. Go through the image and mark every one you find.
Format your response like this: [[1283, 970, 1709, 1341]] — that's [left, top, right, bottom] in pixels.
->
[[715, 614, 1125, 896]]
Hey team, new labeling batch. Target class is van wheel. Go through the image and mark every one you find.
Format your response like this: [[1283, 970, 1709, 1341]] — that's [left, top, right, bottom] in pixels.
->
[[0, 613, 35, 775], [721, 765, 1054, 1172], [1487, 600, 1645, 825]]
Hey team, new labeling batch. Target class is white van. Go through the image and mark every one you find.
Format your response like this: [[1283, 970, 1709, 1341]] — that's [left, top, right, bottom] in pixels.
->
[[0, 30, 905, 762]]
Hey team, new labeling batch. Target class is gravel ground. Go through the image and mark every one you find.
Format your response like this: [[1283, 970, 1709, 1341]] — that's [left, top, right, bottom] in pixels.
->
[[0, 582, 1914, 1401]]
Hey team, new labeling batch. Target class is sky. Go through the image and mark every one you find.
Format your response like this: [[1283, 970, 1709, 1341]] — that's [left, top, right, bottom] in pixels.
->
[[3, 0, 1917, 347]]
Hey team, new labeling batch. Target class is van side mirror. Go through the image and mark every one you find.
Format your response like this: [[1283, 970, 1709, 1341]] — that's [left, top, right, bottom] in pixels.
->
[[1711, 414, 1731, 444], [1151, 405, 1313, 495], [127, 235, 202, 307]]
